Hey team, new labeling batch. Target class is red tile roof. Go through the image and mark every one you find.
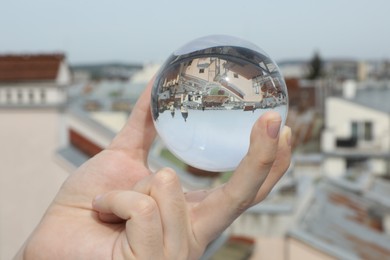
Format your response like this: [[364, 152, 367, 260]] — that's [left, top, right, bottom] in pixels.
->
[[0, 54, 65, 83]]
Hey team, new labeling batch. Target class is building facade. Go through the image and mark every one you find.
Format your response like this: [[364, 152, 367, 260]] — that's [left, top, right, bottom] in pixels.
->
[[0, 54, 70, 107], [0, 53, 71, 259], [321, 82, 390, 178]]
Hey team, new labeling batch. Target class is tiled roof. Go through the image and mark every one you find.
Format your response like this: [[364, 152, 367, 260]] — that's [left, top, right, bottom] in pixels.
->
[[0, 54, 65, 82]]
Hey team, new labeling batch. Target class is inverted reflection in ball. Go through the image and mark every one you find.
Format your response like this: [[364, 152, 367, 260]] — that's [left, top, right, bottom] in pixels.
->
[[151, 35, 288, 172]]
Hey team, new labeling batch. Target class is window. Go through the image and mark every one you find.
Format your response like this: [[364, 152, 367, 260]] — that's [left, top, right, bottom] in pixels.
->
[[29, 90, 34, 104], [234, 73, 239, 78], [351, 121, 373, 141], [364, 122, 373, 141], [346, 157, 367, 169], [6, 90, 12, 103], [40, 89, 46, 103], [199, 68, 204, 73], [17, 90, 23, 104], [351, 121, 358, 139]]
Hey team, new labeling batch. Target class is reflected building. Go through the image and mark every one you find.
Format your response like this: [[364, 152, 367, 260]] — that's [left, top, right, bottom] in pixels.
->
[[152, 45, 288, 122], [180, 105, 188, 122]]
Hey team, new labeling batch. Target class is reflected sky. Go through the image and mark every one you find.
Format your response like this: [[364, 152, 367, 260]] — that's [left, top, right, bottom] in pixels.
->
[[155, 105, 287, 172]]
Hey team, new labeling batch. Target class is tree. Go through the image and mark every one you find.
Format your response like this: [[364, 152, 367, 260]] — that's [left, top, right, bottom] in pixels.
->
[[307, 50, 323, 79]]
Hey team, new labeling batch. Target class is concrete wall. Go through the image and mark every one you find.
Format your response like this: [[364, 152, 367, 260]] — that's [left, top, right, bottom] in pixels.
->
[[286, 238, 335, 260], [0, 109, 68, 259]]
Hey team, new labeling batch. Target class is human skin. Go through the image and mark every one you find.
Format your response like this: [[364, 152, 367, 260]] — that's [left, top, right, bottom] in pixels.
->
[[15, 79, 291, 260]]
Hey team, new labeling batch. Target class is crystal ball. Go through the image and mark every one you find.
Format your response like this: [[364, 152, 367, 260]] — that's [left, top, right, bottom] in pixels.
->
[[151, 35, 288, 172]]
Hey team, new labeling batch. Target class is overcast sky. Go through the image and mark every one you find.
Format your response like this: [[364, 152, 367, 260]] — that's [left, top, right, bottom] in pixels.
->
[[1, 0, 389, 64]]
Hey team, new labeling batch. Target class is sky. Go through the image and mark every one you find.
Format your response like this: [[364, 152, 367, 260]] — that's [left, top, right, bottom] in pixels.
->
[[1, 0, 389, 64]]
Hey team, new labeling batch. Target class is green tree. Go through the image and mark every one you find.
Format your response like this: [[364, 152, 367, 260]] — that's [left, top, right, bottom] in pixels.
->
[[307, 51, 323, 79]]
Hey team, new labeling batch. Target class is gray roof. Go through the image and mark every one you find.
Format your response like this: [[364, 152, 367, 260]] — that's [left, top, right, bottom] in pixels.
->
[[352, 86, 390, 113], [247, 171, 312, 215], [289, 180, 390, 259], [56, 145, 89, 169], [67, 81, 148, 112]]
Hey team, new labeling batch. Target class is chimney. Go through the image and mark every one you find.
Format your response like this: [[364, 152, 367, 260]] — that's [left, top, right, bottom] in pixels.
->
[[343, 80, 357, 99]]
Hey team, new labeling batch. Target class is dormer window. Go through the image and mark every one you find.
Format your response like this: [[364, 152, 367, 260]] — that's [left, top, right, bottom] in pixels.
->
[[17, 90, 23, 104], [40, 89, 46, 103], [6, 90, 12, 104], [29, 90, 34, 104]]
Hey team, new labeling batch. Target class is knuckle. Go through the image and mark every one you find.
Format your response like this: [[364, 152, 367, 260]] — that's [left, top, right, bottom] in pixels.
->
[[256, 156, 276, 169], [154, 167, 179, 187], [248, 152, 276, 169], [222, 185, 254, 214], [106, 190, 122, 202], [134, 196, 158, 217], [244, 152, 276, 171]]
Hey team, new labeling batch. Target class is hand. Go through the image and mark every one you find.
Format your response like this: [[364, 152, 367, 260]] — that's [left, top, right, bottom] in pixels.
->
[[17, 79, 291, 259]]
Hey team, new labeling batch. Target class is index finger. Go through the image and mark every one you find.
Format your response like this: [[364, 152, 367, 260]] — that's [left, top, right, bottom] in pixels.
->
[[108, 77, 157, 162]]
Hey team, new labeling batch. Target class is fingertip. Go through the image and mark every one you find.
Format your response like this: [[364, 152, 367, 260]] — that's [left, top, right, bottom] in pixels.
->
[[261, 110, 282, 124], [263, 111, 282, 139], [92, 194, 103, 209], [251, 111, 282, 137], [249, 111, 283, 154], [159, 167, 176, 175], [107, 76, 157, 161], [281, 126, 292, 147], [154, 167, 179, 186]]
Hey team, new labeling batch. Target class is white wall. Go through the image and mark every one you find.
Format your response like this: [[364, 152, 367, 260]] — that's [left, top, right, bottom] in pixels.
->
[[325, 97, 389, 151], [45, 86, 66, 104], [369, 158, 388, 175], [323, 157, 346, 178], [321, 130, 335, 152]]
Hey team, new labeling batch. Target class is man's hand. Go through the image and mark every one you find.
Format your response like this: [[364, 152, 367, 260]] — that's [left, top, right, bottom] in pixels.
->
[[17, 79, 291, 259]]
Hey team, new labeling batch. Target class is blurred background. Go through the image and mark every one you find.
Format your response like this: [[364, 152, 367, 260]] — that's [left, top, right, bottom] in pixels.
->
[[1, 0, 389, 259]]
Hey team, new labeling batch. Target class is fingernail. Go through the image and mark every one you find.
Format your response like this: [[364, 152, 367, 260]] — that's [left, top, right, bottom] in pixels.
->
[[93, 195, 103, 205], [267, 120, 281, 139]]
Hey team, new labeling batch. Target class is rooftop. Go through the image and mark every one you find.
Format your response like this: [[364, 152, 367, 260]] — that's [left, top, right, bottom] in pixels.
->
[[0, 53, 65, 83], [352, 85, 390, 113], [289, 179, 390, 259]]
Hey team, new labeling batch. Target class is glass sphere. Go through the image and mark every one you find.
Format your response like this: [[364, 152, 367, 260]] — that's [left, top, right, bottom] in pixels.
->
[[151, 35, 288, 172]]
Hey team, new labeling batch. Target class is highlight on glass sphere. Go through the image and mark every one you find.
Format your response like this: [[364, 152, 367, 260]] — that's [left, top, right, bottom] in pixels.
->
[[151, 35, 288, 172]]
